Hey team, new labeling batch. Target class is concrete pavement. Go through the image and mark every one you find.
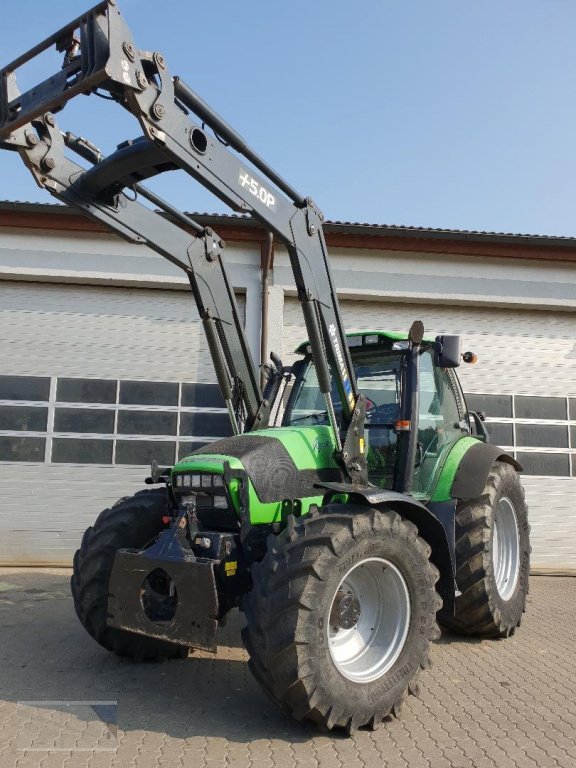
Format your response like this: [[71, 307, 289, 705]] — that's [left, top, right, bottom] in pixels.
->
[[0, 569, 574, 768]]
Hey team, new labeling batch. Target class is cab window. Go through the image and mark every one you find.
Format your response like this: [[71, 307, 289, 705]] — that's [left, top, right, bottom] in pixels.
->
[[413, 350, 464, 497]]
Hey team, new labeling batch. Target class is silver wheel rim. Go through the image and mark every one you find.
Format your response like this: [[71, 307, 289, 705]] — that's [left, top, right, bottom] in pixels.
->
[[327, 557, 411, 684], [492, 496, 520, 601]]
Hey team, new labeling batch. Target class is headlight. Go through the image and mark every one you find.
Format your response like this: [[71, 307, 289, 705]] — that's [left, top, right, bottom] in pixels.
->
[[173, 472, 226, 493]]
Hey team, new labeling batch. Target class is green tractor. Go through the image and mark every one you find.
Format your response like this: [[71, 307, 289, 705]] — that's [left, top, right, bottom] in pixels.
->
[[0, 2, 529, 734], [71, 329, 529, 732]]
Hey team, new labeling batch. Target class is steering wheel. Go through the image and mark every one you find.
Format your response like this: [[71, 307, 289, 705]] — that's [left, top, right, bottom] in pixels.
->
[[365, 398, 376, 416], [420, 428, 445, 457]]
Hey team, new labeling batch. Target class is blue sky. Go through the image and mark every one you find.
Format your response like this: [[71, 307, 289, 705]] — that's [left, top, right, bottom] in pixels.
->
[[2, 0, 576, 236]]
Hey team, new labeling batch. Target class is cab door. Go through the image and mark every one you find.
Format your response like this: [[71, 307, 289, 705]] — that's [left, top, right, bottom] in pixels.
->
[[412, 349, 467, 499]]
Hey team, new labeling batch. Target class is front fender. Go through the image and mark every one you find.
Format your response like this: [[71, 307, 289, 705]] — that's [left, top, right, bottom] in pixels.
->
[[318, 482, 456, 616]]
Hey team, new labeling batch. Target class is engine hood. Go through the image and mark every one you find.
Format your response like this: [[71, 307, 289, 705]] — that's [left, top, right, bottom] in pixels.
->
[[173, 426, 342, 504]]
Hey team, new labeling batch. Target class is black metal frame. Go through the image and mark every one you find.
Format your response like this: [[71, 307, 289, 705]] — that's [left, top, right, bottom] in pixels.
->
[[0, 0, 364, 478]]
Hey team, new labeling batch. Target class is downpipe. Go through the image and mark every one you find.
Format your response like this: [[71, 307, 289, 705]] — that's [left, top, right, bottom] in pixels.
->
[[260, 231, 274, 389]]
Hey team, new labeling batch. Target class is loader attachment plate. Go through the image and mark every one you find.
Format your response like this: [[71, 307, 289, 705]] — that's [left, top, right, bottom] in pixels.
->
[[107, 550, 219, 652]]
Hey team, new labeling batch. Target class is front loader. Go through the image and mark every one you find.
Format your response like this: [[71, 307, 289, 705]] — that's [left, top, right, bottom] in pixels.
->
[[0, 2, 530, 734]]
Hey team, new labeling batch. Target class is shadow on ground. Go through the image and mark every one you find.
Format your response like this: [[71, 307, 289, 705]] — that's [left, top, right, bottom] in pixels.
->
[[0, 568, 539, 745], [0, 569, 315, 744]]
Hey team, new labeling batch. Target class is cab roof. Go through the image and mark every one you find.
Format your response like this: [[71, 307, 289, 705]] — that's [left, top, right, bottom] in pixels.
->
[[294, 330, 412, 355]]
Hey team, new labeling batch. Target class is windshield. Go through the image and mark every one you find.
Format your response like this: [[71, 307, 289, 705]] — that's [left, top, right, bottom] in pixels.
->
[[283, 351, 403, 489], [284, 351, 402, 427]]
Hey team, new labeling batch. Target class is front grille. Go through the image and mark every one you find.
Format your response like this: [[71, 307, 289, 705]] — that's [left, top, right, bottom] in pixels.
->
[[172, 472, 229, 510], [172, 471, 238, 529]]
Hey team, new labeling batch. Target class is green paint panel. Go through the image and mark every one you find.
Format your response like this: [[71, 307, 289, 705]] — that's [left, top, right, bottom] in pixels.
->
[[172, 453, 281, 523], [246, 426, 339, 470], [295, 330, 405, 355], [430, 436, 480, 502], [171, 457, 239, 474], [175, 426, 338, 473], [171, 426, 338, 525]]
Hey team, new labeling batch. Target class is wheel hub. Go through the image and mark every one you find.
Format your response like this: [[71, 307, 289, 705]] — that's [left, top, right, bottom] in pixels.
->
[[327, 557, 411, 684], [330, 590, 361, 629]]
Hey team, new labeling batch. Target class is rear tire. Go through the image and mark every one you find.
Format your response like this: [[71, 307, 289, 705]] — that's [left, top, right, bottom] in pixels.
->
[[441, 461, 530, 638], [242, 505, 441, 733], [71, 488, 188, 661]]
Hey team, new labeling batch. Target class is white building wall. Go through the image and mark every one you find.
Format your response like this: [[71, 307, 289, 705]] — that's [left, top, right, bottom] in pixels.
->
[[1, 218, 575, 570], [272, 244, 576, 311], [0, 226, 260, 565], [0, 226, 263, 359], [281, 295, 576, 397]]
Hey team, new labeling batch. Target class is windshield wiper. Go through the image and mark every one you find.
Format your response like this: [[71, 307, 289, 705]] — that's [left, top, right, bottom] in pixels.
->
[[289, 410, 328, 425]]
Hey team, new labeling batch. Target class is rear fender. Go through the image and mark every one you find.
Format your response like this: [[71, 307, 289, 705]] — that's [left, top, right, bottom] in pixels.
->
[[450, 442, 522, 501]]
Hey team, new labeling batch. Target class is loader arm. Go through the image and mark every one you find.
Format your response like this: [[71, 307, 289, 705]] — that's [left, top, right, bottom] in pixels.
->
[[0, 0, 366, 481]]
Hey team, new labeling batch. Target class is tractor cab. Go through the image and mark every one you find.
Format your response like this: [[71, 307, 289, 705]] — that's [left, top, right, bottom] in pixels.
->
[[284, 331, 470, 500]]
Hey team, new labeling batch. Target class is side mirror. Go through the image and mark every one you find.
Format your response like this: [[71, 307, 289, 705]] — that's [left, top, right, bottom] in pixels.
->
[[434, 335, 461, 368], [469, 411, 489, 442], [409, 320, 424, 345]]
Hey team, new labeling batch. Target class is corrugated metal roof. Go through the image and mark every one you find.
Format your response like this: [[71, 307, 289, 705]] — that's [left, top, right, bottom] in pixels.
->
[[327, 219, 571, 241], [1, 199, 576, 248], [0, 199, 65, 208]]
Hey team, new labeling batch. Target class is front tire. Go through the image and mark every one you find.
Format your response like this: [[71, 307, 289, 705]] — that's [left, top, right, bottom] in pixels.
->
[[71, 488, 188, 661], [441, 461, 530, 638], [242, 505, 441, 733]]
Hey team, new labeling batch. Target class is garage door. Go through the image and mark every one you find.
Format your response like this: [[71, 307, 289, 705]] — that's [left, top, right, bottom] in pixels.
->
[[0, 282, 243, 565], [284, 297, 576, 572]]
